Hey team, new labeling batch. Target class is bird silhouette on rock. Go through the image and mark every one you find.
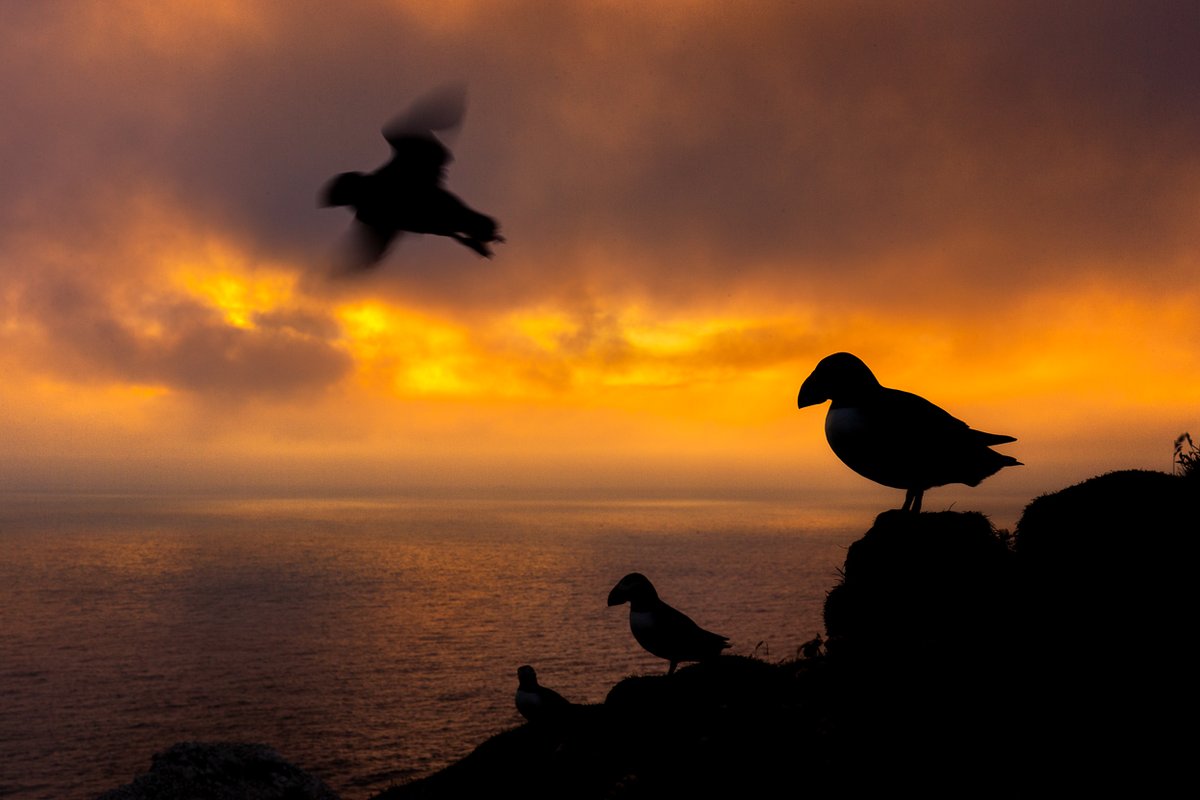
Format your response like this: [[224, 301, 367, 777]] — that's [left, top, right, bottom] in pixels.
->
[[515, 665, 572, 725], [607, 572, 730, 675], [320, 83, 504, 271], [797, 352, 1022, 513]]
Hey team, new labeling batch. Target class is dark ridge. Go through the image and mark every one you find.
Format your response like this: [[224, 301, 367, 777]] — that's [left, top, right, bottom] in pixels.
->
[[94, 470, 1191, 798], [374, 471, 1189, 798], [95, 742, 338, 800]]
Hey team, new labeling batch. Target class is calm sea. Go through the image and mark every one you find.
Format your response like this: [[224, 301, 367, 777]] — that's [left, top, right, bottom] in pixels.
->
[[0, 492, 868, 799]]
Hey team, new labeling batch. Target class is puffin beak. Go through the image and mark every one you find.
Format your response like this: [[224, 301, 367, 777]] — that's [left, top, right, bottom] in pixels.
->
[[607, 584, 625, 606], [797, 378, 826, 409]]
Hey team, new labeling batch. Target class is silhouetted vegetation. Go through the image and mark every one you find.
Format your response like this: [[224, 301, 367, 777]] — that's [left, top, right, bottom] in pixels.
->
[[1174, 432, 1198, 478]]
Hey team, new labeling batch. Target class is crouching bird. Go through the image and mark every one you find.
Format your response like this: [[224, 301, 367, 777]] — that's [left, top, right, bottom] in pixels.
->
[[607, 572, 730, 675], [797, 352, 1022, 513], [515, 665, 572, 725], [320, 83, 504, 271]]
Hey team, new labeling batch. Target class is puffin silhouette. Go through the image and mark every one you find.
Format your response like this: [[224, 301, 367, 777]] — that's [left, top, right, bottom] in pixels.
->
[[515, 665, 572, 724], [797, 352, 1022, 513], [320, 83, 504, 270], [607, 573, 730, 675]]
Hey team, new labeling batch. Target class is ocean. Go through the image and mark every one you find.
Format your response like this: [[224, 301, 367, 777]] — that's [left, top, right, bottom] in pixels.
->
[[0, 492, 872, 799]]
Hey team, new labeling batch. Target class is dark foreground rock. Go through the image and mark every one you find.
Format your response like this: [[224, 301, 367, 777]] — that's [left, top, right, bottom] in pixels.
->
[[96, 470, 1193, 799], [375, 469, 1193, 799], [96, 742, 338, 800]]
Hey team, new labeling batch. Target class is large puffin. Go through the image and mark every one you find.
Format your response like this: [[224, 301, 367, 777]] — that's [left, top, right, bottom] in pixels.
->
[[797, 352, 1022, 512], [607, 573, 730, 675]]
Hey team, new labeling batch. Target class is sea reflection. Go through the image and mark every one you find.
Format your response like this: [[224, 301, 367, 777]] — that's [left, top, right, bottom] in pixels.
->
[[0, 494, 858, 799]]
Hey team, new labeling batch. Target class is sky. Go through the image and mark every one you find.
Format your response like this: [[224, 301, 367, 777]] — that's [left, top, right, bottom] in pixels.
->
[[2, 1, 1197, 521]]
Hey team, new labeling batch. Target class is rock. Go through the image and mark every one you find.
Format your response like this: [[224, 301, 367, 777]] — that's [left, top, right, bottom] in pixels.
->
[[96, 742, 339, 800]]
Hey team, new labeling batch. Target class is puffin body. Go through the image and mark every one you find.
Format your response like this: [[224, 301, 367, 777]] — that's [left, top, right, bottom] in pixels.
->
[[607, 572, 729, 674], [798, 352, 1021, 512], [515, 665, 571, 724]]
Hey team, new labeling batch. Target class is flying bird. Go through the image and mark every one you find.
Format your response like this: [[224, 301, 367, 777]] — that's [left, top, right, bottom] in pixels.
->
[[607, 572, 730, 675], [797, 352, 1022, 513], [515, 665, 572, 724], [320, 83, 504, 271]]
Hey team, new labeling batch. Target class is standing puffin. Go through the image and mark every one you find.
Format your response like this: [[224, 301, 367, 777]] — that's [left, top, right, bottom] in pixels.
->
[[607, 573, 730, 675], [515, 665, 572, 724], [797, 352, 1022, 512]]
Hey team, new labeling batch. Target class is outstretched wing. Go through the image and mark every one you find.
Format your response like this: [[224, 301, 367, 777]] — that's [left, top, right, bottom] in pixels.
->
[[382, 82, 467, 142], [334, 223, 403, 273]]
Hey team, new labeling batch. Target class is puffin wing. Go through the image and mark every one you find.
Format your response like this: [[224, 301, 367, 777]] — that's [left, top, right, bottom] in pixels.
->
[[538, 685, 572, 711], [380, 84, 464, 186], [970, 429, 1017, 445], [336, 222, 402, 272], [875, 387, 1021, 485], [886, 389, 1018, 445], [874, 388, 975, 440], [382, 83, 467, 140], [656, 601, 730, 657]]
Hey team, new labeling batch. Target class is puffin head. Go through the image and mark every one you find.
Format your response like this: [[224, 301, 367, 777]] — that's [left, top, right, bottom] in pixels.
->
[[797, 352, 881, 408], [607, 572, 659, 607], [517, 664, 537, 688], [320, 171, 367, 208]]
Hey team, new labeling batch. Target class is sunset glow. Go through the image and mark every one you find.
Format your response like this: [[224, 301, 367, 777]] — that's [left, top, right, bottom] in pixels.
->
[[2, 1, 1197, 527]]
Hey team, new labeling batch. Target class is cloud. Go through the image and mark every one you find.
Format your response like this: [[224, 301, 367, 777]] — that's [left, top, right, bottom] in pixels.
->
[[1, 1, 1198, 500], [4, 1, 1196, 313], [10, 262, 351, 398]]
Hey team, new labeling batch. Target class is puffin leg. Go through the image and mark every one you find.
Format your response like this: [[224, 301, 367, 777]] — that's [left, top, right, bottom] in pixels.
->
[[911, 490, 923, 513], [450, 233, 493, 257], [668, 661, 678, 675], [901, 490, 914, 512]]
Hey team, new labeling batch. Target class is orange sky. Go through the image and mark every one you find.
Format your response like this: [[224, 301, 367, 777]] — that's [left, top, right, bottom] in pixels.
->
[[2, 1, 1197, 525]]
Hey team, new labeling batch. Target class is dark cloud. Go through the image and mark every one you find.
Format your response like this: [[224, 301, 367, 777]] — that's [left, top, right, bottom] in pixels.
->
[[1, 0, 1197, 316], [14, 270, 351, 397]]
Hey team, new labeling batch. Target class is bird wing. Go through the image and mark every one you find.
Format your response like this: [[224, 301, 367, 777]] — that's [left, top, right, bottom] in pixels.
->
[[970, 429, 1017, 445], [877, 388, 973, 437], [656, 601, 729, 652], [382, 83, 467, 140], [379, 84, 465, 186], [864, 387, 1019, 486], [378, 135, 451, 187], [538, 685, 572, 710], [886, 390, 1017, 444], [336, 222, 401, 272]]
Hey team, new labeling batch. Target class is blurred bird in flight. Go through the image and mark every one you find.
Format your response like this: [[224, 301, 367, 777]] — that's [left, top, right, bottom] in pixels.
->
[[321, 83, 504, 271]]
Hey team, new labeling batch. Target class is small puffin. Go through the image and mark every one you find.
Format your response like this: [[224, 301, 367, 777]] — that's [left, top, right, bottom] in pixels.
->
[[607, 572, 730, 675], [515, 665, 572, 724], [797, 352, 1022, 513]]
